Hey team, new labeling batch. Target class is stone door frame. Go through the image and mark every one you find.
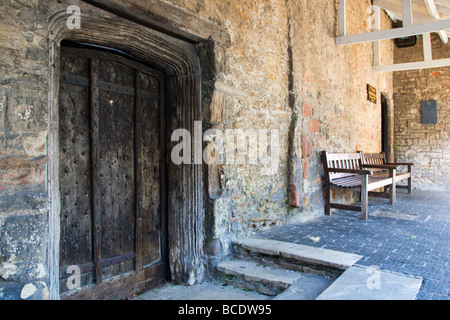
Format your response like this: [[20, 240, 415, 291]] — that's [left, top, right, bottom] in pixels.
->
[[46, 0, 229, 300]]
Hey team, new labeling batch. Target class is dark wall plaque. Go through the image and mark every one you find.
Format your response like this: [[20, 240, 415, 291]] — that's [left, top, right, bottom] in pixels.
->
[[395, 36, 417, 48], [422, 100, 438, 124]]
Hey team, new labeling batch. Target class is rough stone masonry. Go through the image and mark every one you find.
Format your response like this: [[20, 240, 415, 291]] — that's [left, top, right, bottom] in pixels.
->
[[394, 33, 450, 192], [0, 0, 397, 299]]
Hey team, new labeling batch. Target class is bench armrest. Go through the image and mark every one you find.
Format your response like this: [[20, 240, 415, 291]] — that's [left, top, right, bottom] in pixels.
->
[[362, 164, 397, 169], [328, 168, 373, 175], [385, 162, 414, 166]]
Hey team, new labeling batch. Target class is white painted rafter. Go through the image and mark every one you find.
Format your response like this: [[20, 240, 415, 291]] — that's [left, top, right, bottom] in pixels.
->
[[425, 0, 440, 17], [402, 0, 414, 26], [423, 32, 433, 60], [335, 18, 450, 45], [373, 0, 450, 42], [424, 0, 449, 43], [373, 58, 450, 71], [335, 0, 450, 72]]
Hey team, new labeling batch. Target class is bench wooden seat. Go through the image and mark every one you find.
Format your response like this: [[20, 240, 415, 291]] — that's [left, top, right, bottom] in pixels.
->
[[321, 151, 397, 220], [331, 175, 396, 189], [362, 152, 413, 194]]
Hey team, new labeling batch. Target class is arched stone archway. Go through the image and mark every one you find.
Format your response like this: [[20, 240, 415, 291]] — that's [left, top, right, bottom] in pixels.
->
[[46, 1, 225, 299]]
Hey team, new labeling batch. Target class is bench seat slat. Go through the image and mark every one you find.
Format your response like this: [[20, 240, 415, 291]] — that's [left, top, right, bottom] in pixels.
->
[[331, 176, 396, 190], [331, 177, 362, 188]]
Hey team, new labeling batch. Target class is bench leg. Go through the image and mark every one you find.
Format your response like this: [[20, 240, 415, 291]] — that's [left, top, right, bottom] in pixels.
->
[[408, 177, 412, 194], [324, 185, 332, 216], [389, 170, 397, 205], [360, 175, 369, 220], [408, 165, 413, 194]]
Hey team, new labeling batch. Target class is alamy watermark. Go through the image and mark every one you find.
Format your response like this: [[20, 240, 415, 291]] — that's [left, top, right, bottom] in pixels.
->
[[66, 5, 81, 30], [171, 122, 280, 176], [366, 265, 382, 290], [66, 265, 81, 290]]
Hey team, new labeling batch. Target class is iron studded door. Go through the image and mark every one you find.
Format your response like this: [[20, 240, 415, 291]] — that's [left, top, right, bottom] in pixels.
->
[[58, 45, 167, 299]]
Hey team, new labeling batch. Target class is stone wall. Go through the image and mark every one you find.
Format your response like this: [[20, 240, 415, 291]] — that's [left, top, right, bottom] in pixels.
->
[[165, 0, 395, 274], [393, 34, 450, 191], [0, 0, 395, 299], [0, 0, 50, 299], [286, 0, 395, 215], [167, 0, 394, 226]]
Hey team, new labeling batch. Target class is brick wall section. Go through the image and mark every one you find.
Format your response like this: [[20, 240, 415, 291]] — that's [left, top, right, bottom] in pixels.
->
[[393, 34, 450, 191]]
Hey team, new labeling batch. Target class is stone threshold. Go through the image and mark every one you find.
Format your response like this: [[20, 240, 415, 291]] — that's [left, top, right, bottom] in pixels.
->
[[221, 237, 423, 300], [233, 237, 363, 271]]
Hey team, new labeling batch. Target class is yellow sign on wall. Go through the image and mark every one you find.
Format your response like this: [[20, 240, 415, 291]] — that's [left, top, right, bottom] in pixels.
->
[[367, 84, 377, 104]]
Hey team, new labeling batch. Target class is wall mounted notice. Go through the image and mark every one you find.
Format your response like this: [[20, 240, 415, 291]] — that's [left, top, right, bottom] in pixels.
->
[[422, 101, 438, 124], [367, 84, 377, 104]]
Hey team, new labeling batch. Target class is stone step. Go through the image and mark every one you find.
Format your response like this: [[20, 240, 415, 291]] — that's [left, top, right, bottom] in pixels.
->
[[273, 273, 335, 300], [316, 265, 423, 300], [217, 260, 303, 296], [233, 238, 363, 275], [218, 238, 423, 300]]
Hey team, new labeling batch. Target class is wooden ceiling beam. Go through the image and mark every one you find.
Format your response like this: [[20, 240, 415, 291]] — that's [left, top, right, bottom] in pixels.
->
[[335, 18, 450, 45], [373, 0, 449, 42], [402, 0, 414, 26], [423, 0, 449, 43]]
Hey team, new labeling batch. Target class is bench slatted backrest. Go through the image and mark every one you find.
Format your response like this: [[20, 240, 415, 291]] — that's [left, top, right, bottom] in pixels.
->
[[362, 153, 387, 174], [362, 153, 385, 166], [322, 152, 363, 182]]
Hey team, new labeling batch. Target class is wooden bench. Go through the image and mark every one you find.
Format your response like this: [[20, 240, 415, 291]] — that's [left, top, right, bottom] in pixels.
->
[[321, 151, 397, 220], [362, 152, 413, 194]]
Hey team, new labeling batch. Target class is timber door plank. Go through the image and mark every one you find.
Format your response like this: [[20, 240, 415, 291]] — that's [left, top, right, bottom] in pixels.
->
[[90, 57, 103, 285], [136, 70, 163, 268], [96, 61, 136, 279], [59, 54, 94, 292], [59, 45, 167, 299]]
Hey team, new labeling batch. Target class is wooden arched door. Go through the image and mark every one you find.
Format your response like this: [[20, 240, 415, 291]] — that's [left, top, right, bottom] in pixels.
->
[[58, 44, 168, 299]]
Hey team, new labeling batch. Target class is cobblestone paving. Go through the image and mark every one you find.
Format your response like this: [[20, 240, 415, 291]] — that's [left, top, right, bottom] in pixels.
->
[[258, 191, 450, 300]]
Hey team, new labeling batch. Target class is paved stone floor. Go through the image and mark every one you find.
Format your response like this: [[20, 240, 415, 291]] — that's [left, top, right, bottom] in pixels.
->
[[258, 190, 450, 300]]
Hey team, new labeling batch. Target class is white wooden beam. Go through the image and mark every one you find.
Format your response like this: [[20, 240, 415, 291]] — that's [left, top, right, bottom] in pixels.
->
[[423, 0, 449, 43], [423, 32, 433, 61], [338, 0, 346, 36], [402, 0, 414, 26], [335, 18, 450, 45], [373, 58, 450, 72], [424, 0, 440, 19], [375, 0, 438, 22]]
